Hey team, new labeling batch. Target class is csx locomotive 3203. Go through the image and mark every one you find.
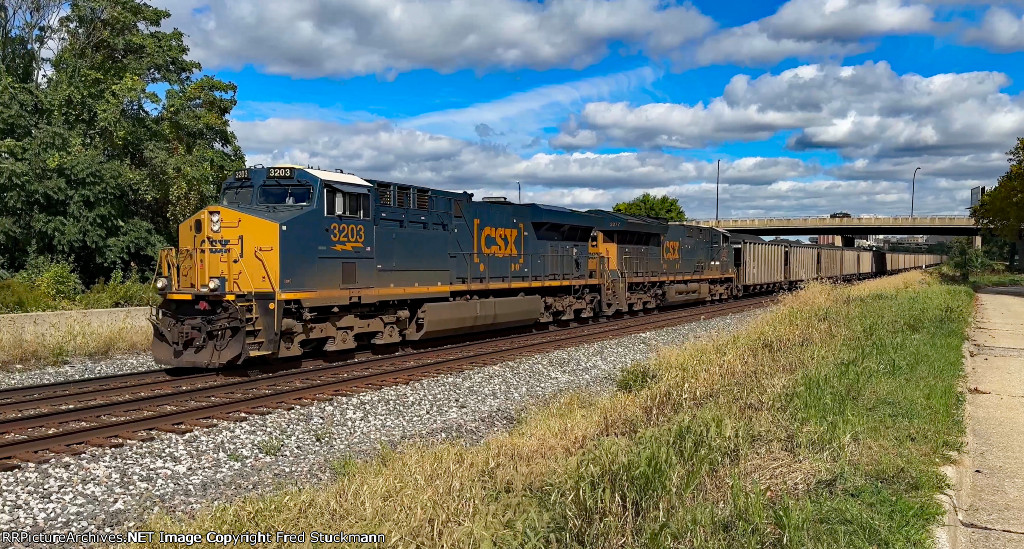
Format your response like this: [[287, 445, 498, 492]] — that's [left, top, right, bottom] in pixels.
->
[[150, 166, 941, 368]]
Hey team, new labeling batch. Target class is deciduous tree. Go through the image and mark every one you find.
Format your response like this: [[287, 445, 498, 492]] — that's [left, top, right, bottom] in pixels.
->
[[973, 138, 1024, 269], [0, 0, 243, 282], [613, 193, 686, 222]]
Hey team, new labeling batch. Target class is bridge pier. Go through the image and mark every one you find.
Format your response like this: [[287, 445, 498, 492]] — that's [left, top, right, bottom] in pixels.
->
[[841, 235, 855, 247], [974, 235, 982, 250]]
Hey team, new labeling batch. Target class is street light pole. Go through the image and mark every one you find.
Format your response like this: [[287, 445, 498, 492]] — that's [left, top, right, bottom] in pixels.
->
[[715, 159, 721, 225], [517, 181, 521, 204], [911, 167, 921, 218]]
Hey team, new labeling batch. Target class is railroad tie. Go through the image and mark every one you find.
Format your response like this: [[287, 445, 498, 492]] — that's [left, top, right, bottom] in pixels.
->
[[47, 445, 88, 456], [239, 408, 274, 415], [117, 431, 156, 442], [13, 452, 53, 464], [86, 438, 125, 448], [209, 413, 248, 422], [154, 425, 193, 435]]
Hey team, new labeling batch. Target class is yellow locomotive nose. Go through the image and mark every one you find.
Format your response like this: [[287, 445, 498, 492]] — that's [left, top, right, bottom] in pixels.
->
[[158, 206, 280, 296], [151, 206, 281, 367]]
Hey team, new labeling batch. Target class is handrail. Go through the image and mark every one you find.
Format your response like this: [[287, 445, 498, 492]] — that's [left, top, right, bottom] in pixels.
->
[[254, 248, 277, 293]]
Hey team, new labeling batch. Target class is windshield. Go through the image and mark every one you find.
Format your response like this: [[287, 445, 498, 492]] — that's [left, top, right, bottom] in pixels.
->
[[221, 184, 253, 206], [258, 185, 313, 205]]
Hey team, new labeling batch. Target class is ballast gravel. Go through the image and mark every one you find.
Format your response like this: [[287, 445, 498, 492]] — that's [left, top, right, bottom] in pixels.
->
[[0, 311, 760, 542], [0, 355, 161, 391]]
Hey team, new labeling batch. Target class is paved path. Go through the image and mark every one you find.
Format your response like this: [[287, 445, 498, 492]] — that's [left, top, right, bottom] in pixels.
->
[[952, 286, 1024, 548]]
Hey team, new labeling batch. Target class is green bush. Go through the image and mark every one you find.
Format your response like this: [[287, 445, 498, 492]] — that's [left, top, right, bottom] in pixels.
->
[[0, 260, 157, 313], [0, 279, 54, 314], [946, 237, 992, 282], [16, 257, 84, 302], [78, 270, 159, 309]]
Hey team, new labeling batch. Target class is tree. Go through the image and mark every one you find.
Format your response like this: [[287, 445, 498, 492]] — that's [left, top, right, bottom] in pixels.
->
[[0, 0, 243, 283], [972, 138, 1024, 270], [613, 193, 686, 222], [947, 237, 991, 282]]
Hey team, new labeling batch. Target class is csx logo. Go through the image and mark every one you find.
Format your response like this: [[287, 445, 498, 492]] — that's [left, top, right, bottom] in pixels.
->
[[663, 241, 680, 260], [474, 219, 522, 259]]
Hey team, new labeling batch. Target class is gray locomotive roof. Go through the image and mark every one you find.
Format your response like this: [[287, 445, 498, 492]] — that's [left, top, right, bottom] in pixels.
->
[[303, 168, 372, 187]]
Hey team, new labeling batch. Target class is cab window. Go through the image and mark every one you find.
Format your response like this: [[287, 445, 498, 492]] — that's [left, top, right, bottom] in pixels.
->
[[326, 188, 370, 218], [258, 185, 312, 205], [221, 184, 253, 206]]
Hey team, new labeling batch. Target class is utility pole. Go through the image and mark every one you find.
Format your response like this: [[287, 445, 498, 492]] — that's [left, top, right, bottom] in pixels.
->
[[911, 167, 921, 218], [715, 159, 721, 225]]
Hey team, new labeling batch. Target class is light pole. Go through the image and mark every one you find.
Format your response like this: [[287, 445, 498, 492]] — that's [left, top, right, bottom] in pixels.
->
[[715, 159, 721, 225], [517, 181, 521, 204], [911, 167, 921, 218]]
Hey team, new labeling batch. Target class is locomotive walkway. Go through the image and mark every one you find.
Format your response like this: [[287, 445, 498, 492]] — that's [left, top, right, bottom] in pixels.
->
[[944, 286, 1024, 548]]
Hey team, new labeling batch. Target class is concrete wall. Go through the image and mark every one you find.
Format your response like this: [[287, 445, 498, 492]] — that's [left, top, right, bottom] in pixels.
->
[[0, 307, 150, 336], [0, 307, 151, 365]]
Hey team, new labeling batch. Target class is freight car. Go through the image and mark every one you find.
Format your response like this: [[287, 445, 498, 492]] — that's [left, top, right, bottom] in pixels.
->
[[151, 166, 944, 368], [727, 237, 943, 294]]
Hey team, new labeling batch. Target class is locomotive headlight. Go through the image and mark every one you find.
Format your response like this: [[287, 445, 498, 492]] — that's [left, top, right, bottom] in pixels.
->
[[209, 211, 222, 233], [155, 277, 168, 291], [208, 277, 221, 291]]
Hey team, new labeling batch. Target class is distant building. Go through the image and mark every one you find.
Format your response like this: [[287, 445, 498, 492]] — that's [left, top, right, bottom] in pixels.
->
[[926, 235, 955, 245], [882, 235, 928, 250], [770, 237, 807, 245]]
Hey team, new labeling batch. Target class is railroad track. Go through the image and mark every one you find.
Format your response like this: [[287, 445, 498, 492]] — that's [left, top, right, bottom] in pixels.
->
[[0, 296, 775, 470]]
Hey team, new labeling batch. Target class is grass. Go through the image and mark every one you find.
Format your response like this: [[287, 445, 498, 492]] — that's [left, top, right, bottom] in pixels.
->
[[136, 272, 972, 548], [0, 307, 151, 370], [967, 271, 1024, 291], [258, 437, 285, 457]]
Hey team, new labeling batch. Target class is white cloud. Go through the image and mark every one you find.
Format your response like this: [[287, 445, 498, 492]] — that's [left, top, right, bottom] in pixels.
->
[[695, 0, 935, 67], [695, 22, 867, 67], [765, 0, 934, 41], [235, 117, 813, 193], [402, 67, 659, 144], [233, 116, 980, 217], [549, 129, 600, 150], [553, 62, 1024, 161], [963, 7, 1024, 52], [158, 0, 713, 78], [830, 153, 1007, 181], [552, 97, 817, 150]]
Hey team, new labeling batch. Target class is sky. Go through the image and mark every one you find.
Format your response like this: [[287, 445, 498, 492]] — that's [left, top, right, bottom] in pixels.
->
[[154, 0, 1024, 219]]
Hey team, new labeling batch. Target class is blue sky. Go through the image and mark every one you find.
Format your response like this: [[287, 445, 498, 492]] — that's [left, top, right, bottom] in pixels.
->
[[158, 0, 1024, 219]]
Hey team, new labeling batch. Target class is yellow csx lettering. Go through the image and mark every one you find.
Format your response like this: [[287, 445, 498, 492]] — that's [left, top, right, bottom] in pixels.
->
[[663, 241, 680, 260], [480, 226, 519, 257]]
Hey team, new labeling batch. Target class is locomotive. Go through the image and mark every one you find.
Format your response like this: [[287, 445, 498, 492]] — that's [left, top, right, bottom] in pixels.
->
[[150, 166, 941, 368]]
